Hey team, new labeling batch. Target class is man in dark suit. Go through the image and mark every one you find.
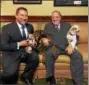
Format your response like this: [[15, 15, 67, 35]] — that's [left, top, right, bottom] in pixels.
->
[[0, 7, 39, 84], [42, 11, 84, 85]]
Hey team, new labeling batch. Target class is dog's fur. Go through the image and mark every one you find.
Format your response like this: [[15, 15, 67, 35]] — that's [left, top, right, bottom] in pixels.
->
[[67, 25, 80, 49], [25, 34, 37, 53]]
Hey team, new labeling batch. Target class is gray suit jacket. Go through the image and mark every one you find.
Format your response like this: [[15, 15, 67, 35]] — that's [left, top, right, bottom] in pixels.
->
[[44, 22, 71, 50]]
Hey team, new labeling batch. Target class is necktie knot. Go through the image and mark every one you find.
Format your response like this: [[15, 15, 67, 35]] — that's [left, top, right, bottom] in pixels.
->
[[55, 25, 60, 31], [55, 25, 58, 29], [21, 25, 25, 29]]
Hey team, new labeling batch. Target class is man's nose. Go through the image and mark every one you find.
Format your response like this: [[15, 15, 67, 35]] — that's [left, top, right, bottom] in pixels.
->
[[22, 16, 27, 19], [53, 19, 56, 21]]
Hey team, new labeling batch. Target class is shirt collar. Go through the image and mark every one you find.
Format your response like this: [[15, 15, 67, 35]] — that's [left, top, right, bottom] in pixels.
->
[[58, 24, 60, 28], [54, 23, 60, 29], [16, 21, 26, 29], [16, 21, 22, 28]]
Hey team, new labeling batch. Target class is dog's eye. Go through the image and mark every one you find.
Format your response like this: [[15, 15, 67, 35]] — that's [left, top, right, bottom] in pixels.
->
[[74, 28, 77, 30]]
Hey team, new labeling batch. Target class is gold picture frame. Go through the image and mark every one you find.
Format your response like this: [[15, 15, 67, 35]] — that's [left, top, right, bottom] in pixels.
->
[[54, 0, 88, 6], [13, 0, 42, 4]]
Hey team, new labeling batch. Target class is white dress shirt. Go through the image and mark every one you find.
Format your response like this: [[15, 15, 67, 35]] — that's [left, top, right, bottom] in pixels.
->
[[16, 21, 28, 38]]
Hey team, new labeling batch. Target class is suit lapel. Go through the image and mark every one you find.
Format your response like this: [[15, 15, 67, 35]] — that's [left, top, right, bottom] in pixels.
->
[[26, 24, 30, 33], [14, 22, 22, 39], [50, 23, 57, 34], [51, 23, 59, 34], [59, 23, 63, 30], [26, 25, 30, 34]]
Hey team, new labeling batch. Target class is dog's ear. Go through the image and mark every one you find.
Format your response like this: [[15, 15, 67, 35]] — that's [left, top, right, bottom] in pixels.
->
[[70, 25, 80, 32], [72, 25, 79, 30]]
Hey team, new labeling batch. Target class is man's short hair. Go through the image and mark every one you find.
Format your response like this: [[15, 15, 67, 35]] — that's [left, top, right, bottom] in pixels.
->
[[52, 10, 62, 17], [16, 7, 28, 14]]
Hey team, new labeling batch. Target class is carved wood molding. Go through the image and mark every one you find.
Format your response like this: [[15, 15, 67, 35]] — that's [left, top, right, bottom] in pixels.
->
[[0, 16, 88, 22]]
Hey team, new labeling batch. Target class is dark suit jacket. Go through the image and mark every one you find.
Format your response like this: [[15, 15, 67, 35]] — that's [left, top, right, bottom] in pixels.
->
[[1, 21, 34, 60]]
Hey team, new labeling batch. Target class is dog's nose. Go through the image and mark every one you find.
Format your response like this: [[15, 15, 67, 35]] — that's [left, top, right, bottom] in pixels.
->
[[76, 30, 80, 32]]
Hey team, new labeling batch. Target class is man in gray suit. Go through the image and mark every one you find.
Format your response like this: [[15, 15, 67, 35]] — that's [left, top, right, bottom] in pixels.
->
[[42, 11, 84, 85]]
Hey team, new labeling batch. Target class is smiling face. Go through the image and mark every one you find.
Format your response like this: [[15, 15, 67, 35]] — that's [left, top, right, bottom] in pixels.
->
[[51, 11, 61, 25], [15, 9, 28, 25]]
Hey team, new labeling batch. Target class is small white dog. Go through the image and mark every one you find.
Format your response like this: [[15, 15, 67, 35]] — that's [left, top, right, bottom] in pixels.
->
[[66, 25, 80, 49], [26, 34, 37, 53]]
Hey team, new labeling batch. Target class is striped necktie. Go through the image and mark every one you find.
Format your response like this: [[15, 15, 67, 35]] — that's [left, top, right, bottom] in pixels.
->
[[55, 25, 60, 31], [21, 25, 26, 40]]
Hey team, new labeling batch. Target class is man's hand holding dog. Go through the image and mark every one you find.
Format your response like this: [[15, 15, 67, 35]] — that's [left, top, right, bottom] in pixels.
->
[[18, 40, 28, 47], [42, 38, 50, 47], [66, 44, 74, 55]]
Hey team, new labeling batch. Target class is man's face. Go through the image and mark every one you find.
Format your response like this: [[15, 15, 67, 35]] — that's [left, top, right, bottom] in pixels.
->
[[15, 10, 28, 25], [51, 12, 61, 25]]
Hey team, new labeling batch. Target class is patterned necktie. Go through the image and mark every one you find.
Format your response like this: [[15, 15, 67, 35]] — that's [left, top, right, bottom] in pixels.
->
[[21, 25, 26, 40], [55, 25, 60, 31], [55, 25, 59, 31]]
